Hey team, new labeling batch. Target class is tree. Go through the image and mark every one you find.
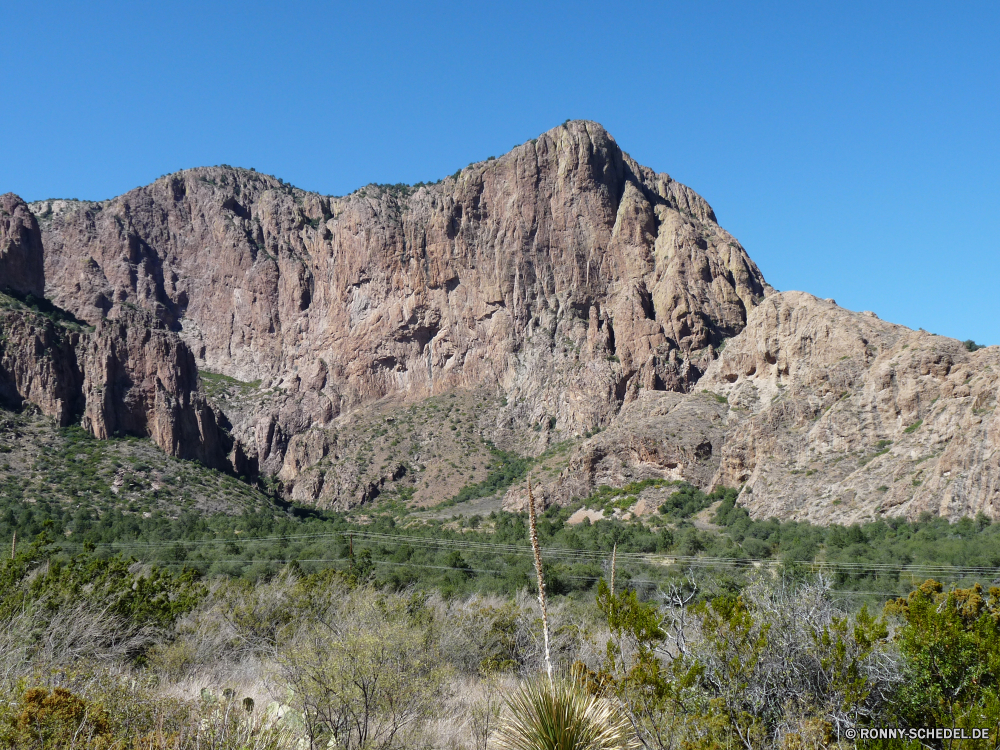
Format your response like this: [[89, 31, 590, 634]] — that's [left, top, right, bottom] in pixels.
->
[[885, 580, 1000, 744], [276, 585, 449, 750]]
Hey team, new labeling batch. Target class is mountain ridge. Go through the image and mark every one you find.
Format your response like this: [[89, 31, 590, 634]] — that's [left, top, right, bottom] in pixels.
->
[[3, 120, 997, 522]]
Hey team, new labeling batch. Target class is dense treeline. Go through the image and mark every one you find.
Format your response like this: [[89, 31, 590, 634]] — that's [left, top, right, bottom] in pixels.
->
[[4, 480, 1000, 600]]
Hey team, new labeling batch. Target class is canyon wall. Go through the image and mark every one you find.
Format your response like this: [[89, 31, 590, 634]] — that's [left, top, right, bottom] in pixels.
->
[[0, 194, 223, 466], [6, 122, 996, 521], [29, 121, 769, 495]]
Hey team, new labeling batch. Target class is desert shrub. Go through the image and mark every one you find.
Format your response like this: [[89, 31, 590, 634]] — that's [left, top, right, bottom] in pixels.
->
[[583, 575, 899, 750], [0, 686, 111, 749], [694, 578, 898, 745], [0, 673, 290, 750], [659, 483, 737, 519], [436, 596, 533, 675], [275, 585, 451, 750], [494, 679, 639, 750], [883, 581, 1000, 741], [0, 542, 204, 688]]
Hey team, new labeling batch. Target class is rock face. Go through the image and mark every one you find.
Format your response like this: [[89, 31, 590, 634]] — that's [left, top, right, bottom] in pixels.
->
[[0, 193, 45, 297], [30, 121, 770, 497], [0, 210, 223, 466], [700, 292, 1000, 523], [78, 309, 224, 467], [14, 120, 1000, 521], [0, 309, 81, 423], [531, 390, 729, 510], [532, 292, 1000, 523]]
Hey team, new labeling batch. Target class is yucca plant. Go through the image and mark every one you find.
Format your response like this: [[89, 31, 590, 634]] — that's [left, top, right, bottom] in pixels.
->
[[494, 679, 640, 750], [526, 477, 553, 684]]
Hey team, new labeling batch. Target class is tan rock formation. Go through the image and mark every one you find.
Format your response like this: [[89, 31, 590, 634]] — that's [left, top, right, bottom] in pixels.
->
[[17, 120, 999, 522], [532, 390, 728, 510], [0, 309, 81, 423], [700, 292, 1000, 523], [31, 121, 769, 496], [0, 206, 223, 465], [527, 292, 1000, 522], [78, 308, 224, 467], [0, 193, 44, 297]]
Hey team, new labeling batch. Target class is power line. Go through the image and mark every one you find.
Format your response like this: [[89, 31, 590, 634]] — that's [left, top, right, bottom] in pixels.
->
[[15, 508, 1000, 582], [145, 556, 910, 599], [49, 527, 1000, 580]]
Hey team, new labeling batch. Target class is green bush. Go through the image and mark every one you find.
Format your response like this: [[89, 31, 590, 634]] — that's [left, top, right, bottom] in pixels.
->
[[884, 581, 1000, 739]]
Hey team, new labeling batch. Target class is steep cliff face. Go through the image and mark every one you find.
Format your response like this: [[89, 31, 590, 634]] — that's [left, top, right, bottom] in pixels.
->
[[78, 309, 225, 467], [20, 120, 997, 521], [527, 292, 999, 523], [0, 306, 81, 423], [0, 194, 45, 297], [0, 205, 224, 465], [700, 292, 1000, 523], [31, 121, 770, 495], [0, 194, 82, 422]]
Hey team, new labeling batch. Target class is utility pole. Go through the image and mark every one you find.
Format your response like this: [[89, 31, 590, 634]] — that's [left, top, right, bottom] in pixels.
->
[[10, 530, 15, 560]]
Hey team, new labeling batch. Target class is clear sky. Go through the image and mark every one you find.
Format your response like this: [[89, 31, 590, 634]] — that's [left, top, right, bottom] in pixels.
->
[[2, 1, 997, 344]]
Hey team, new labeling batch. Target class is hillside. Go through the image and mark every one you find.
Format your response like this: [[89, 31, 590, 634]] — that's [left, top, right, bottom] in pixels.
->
[[2, 120, 996, 522]]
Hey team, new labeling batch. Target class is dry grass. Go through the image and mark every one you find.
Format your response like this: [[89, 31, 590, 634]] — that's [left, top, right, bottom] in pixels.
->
[[0, 565, 619, 750]]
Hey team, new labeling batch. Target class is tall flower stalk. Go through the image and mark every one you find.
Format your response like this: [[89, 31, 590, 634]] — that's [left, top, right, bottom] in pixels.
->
[[610, 542, 617, 597], [527, 476, 553, 685]]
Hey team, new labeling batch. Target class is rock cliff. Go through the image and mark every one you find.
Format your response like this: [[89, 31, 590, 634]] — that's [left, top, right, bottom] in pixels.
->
[[530, 292, 999, 523], [0, 203, 223, 466], [30, 121, 769, 497], [77, 309, 224, 467], [12, 121, 999, 521], [0, 194, 45, 297], [701, 292, 1000, 523]]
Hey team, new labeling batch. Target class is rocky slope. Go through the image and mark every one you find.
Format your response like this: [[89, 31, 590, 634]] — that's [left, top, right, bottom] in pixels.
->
[[28, 121, 769, 503], [0, 409, 268, 518], [701, 292, 1000, 523], [525, 292, 999, 523], [0, 194, 223, 466], [7, 121, 998, 522]]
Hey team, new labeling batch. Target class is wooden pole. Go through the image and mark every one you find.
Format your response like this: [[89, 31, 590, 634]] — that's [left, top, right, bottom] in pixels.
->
[[10, 530, 15, 561]]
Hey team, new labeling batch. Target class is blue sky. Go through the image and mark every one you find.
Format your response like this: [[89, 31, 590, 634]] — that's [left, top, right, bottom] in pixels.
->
[[2, 1, 997, 344]]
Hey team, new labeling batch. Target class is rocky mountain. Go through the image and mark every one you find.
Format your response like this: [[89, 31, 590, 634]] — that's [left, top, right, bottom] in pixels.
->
[[537, 292, 999, 524], [26, 121, 768, 503], [703, 293, 1000, 523], [0, 195, 223, 467], [4, 120, 996, 522]]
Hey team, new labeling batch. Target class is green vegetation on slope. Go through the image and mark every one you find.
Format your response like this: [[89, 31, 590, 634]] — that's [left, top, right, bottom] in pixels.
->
[[0, 410, 269, 517], [4, 466, 1000, 603]]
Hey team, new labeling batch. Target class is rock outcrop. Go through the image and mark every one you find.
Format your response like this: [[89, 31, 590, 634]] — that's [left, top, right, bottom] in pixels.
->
[[30, 121, 770, 495], [0, 308, 81, 423], [0, 193, 44, 297], [0, 206, 224, 465], [14, 120, 999, 521], [78, 309, 224, 467], [531, 292, 1000, 522], [700, 292, 1000, 523]]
